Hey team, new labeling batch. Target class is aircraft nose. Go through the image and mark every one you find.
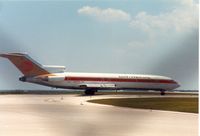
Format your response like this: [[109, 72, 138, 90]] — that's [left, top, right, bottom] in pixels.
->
[[174, 80, 180, 88]]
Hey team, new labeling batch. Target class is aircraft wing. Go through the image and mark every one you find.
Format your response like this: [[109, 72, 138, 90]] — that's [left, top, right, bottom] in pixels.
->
[[79, 83, 116, 88]]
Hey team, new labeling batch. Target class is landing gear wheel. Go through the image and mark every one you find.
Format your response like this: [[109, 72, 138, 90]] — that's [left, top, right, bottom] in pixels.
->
[[85, 89, 96, 95], [160, 90, 165, 95]]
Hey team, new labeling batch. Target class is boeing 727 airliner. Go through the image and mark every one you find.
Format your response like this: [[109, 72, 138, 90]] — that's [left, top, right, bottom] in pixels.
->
[[0, 53, 180, 95]]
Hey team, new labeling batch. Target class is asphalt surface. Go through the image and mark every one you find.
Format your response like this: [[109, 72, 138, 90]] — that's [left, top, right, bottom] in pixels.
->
[[0, 94, 198, 136]]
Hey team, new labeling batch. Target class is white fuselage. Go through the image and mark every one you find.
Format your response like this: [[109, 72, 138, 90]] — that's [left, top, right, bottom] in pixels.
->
[[27, 72, 180, 91], [0, 53, 180, 95]]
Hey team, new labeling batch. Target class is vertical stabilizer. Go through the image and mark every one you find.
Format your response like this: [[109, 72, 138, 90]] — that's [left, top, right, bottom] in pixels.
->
[[0, 53, 50, 76]]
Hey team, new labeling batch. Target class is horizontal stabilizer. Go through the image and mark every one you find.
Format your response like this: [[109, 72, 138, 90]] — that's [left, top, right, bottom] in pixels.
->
[[43, 65, 66, 73]]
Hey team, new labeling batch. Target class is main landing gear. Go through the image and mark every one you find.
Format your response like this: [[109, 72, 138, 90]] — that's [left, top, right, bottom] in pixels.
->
[[160, 90, 166, 95], [84, 89, 97, 95]]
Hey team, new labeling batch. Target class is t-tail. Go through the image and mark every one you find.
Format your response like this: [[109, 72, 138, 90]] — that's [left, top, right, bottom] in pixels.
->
[[0, 52, 179, 95], [0, 53, 50, 77]]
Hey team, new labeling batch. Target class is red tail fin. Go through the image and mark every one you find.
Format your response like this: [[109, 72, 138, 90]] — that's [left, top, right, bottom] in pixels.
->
[[0, 53, 50, 76]]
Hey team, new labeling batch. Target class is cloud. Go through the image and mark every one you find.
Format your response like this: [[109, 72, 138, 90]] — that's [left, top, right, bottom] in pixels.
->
[[78, 1, 198, 33], [129, 1, 198, 33], [108, 0, 198, 89], [78, 6, 131, 22]]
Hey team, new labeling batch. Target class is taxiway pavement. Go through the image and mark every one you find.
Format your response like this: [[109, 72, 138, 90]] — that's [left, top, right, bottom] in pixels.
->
[[0, 94, 198, 136]]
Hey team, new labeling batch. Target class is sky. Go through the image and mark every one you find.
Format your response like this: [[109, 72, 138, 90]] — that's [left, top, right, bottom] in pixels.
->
[[0, 0, 198, 90]]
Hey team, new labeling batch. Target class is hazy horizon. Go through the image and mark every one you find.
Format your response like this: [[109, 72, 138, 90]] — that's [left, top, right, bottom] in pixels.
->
[[0, 0, 198, 90]]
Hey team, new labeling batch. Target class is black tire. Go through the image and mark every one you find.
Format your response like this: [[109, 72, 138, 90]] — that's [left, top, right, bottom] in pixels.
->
[[160, 90, 165, 95], [85, 89, 96, 95]]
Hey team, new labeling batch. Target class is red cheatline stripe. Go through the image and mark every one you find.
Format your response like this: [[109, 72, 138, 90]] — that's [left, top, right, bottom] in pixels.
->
[[65, 77, 176, 84]]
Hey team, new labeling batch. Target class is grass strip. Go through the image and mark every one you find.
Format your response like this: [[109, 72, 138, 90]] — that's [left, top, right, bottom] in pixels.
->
[[88, 97, 198, 113]]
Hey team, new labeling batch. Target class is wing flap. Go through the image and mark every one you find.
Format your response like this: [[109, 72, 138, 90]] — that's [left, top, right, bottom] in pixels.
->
[[79, 83, 116, 88]]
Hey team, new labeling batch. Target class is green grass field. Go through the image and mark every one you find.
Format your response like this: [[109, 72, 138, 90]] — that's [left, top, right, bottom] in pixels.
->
[[88, 97, 198, 113]]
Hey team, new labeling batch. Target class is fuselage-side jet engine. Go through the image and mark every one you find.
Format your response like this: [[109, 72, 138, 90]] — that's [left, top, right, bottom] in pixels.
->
[[0, 53, 180, 95]]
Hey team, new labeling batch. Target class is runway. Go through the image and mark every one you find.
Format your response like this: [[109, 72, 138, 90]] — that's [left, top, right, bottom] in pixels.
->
[[0, 94, 198, 136]]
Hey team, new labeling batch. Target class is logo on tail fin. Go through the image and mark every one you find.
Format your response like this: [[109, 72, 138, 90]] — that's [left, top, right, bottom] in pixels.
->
[[20, 61, 34, 72]]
